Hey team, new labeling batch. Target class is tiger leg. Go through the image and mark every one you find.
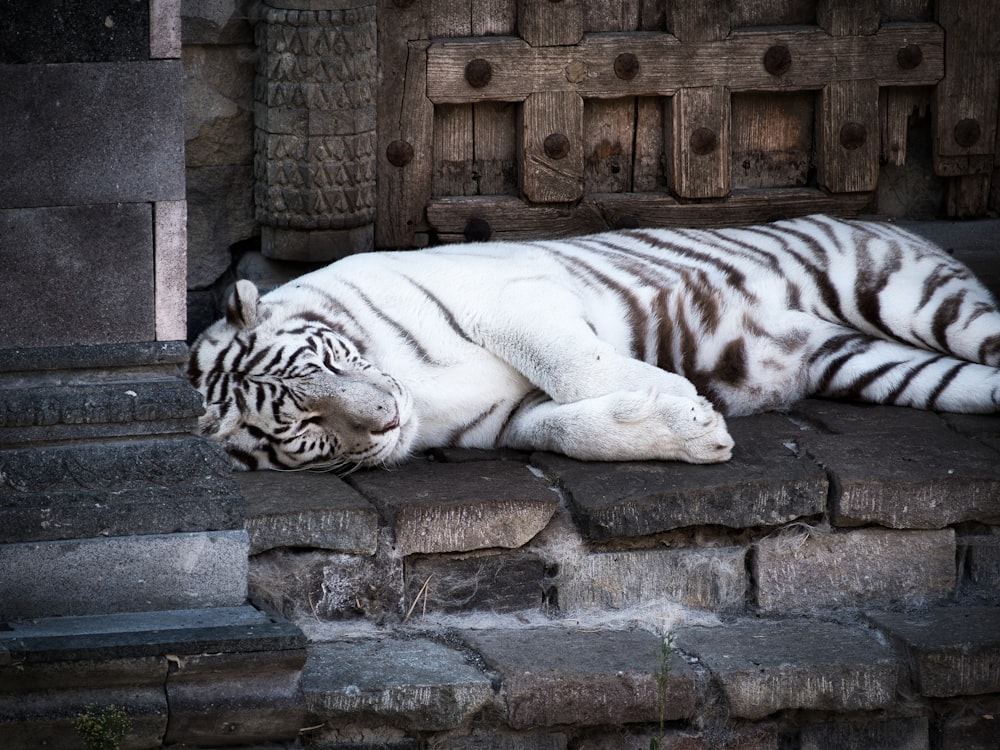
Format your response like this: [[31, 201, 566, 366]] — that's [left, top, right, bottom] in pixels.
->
[[499, 389, 734, 464], [807, 329, 1000, 413]]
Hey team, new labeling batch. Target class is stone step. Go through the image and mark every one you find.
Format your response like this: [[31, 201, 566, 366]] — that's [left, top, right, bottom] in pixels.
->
[[296, 605, 1000, 748], [0, 604, 307, 749]]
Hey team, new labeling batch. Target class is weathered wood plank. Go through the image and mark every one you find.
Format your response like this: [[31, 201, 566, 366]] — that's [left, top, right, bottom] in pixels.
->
[[586, 0, 642, 32], [879, 87, 930, 167], [472, 0, 517, 36], [426, 24, 944, 103], [518, 0, 583, 46], [375, 40, 433, 248], [817, 78, 880, 193], [633, 96, 665, 192], [584, 98, 635, 193], [666, 0, 730, 41], [426, 190, 875, 242], [432, 104, 475, 197], [521, 91, 585, 202], [732, 0, 815, 27], [817, 0, 880, 35], [731, 92, 813, 189], [668, 86, 731, 199], [474, 102, 519, 196]]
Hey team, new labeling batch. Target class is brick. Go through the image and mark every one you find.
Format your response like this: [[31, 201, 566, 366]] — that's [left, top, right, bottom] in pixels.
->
[[0, 204, 155, 348], [0, 62, 185, 206], [405, 551, 549, 614], [236, 470, 379, 555], [0, 531, 249, 618], [799, 717, 929, 750], [675, 619, 898, 719], [556, 547, 746, 612], [249, 548, 402, 621], [303, 637, 494, 732], [461, 628, 696, 729], [868, 607, 1000, 697], [754, 528, 955, 612], [533, 413, 826, 541], [801, 430, 1000, 529], [348, 460, 558, 554]]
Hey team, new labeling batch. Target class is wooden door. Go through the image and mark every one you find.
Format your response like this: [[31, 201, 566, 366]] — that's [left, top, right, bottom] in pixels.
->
[[376, 1, 962, 248]]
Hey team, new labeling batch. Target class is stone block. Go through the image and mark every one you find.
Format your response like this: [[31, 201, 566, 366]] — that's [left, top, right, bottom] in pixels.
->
[[164, 650, 306, 746], [0, 437, 242, 544], [788, 399, 947, 434], [183, 44, 256, 167], [185, 164, 257, 288], [0, 531, 249, 618], [181, 0, 255, 44], [303, 637, 494, 732], [962, 530, 1000, 591], [461, 628, 696, 729], [249, 548, 402, 621], [432, 732, 567, 750], [675, 620, 898, 720], [932, 695, 1000, 750], [801, 430, 1000, 529], [579, 725, 779, 750], [754, 528, 955, 612], [405, 551, 549, 615], [868, 607, 1000, 697], [236, 470, 379, 554], [348, 460, 559, 554], [0, 61, 184, 207], [799, 717, 929, 750], [150, 0, 182, 58], [0, 204, 155, 348], [556, 547, 747, 613], [155, 200, 188, 341], [0, 0, 150, 64], [533, 413, 826, 541], [261, 225, 375, 262]]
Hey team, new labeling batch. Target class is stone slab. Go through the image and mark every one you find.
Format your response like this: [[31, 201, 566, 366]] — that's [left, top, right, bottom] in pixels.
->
[[0, 530, 249, 618], [348, 460, 559, 554], [932, 694, 1000, 750], [236, 470, 379, 554], [0, 436, 243, 544], [0, 203, 155, 349], [0, 61, 185, 206], [0, 605, 305, 666], [581, 726, 779, 750], [868, 607, 1000, 697], [787, 399, 948, 434], [405, 551, 549, 614], [154, 200, 188, 341], [303, 636, 494, 731], [461, 627, 696, 729], [801, 430, 1000, 529], [754, 528, 955, 612], [0, 0, 150, 64], [431, 732, 567, 750], [533, 413, 826, 540], [799, 717, 929, 750], [674, 619, 898, 720], [557, 546, 747, 612]]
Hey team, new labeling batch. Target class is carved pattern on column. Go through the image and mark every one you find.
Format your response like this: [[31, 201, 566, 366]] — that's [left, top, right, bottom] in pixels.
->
[[254, 2, 376, 260]]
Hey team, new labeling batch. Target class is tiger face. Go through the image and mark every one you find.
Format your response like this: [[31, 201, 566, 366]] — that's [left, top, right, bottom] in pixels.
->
[[188, 281, 415, 471]]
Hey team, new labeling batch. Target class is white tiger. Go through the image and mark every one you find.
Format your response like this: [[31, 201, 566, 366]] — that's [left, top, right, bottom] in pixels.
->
[[188, 215, 1000, 471]]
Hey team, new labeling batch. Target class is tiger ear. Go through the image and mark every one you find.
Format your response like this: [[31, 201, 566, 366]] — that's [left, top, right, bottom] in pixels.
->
[[225, 279, 262, 330]]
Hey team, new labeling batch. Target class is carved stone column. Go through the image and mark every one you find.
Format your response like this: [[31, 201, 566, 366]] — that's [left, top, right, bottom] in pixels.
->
[[254, 0, 377, 261]]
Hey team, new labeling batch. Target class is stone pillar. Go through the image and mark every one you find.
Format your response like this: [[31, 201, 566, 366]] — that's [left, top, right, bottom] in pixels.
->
[[254, 0, 377, 261], [0, 2, 305, 745]]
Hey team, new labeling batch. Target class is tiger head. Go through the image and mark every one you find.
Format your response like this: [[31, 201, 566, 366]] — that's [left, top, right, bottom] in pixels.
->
[[188, 280, 415, 471]]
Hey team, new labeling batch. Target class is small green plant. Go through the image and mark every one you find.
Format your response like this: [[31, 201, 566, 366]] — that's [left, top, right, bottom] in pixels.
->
[[650, 632, 675, 750], [73, 704, 132, 750]]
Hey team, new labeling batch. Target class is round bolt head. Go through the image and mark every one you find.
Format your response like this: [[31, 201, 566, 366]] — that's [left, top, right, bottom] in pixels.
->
[[839, 121, 867, 150], [763, 45, 792, 76], [614, 52, 640, 81], [544, 132, 571, 160], [464, 58, 493, 88], [386, 139, 414, 167], [896, 44, 923, 70], [954, 118, 981, 149], [464, 217, 492, 242], [689, 127, 718, 156]]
